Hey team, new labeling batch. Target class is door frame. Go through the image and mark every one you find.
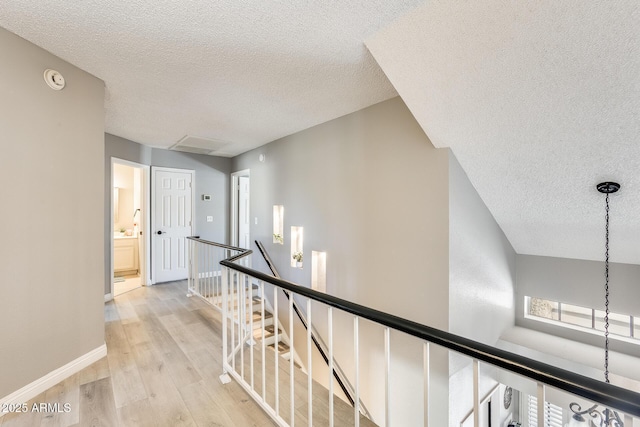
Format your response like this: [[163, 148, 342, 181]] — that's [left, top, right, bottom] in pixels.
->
[[110, 158, 151, 298], [150, 166, 195, 284], [230, 169, 250, 248]]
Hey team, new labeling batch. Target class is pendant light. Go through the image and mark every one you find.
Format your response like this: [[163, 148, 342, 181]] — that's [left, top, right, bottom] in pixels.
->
[[567, 182, 623, 427]]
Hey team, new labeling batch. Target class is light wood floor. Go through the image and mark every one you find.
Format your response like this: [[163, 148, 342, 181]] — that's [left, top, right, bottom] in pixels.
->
[[0, 281, 277, 427]]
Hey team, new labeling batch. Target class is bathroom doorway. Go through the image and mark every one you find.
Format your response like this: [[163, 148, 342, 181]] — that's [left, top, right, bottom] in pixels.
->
[[111, 158, 150, 297]]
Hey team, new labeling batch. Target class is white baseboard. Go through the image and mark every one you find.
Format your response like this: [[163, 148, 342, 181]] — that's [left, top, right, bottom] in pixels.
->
[[0, 343, 107, 415], [104, 293, 113, 302]]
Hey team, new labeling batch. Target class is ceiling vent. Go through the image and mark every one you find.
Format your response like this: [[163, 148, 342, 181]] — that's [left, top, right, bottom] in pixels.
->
[[169, 136, 230, 155]]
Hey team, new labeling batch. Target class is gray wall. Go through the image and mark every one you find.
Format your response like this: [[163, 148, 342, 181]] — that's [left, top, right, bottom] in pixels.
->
[[0, 28, 105, 398], [448, 154, 517, 425], [104, 133, 231, 293], [231, 97, 451, 426], [516, 254, 640, 355]]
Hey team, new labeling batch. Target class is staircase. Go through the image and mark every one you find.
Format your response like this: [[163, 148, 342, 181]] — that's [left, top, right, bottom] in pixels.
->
[[247, 290, 301, 368], [188, 266, 302, 369]]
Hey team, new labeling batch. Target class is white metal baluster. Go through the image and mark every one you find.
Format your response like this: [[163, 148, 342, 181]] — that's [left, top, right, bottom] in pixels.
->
[[473, 360, 479, 427], [231, 271, 236, 372], [216, 248, 221, 307], [537, 383, 545, 427], [211, 246, 215, 305], [214, 247, 217, 301], [274, 286, 280, 417], [250, 276, 254, 391], [423, 342, 430, 427], [328, 307, 334, 427], [289, 294, 295, 426], [261, 281, 266, 402], [307, 298, 312, 427], [193, 241, 199, 295], [384, 327, 390, 427], [240, 273, 245, 381], [187, 240, 192, 294], [354, 316, 360, 427], [221, 266, 228, 373], [198, 242, 202, 296], [206, 245, 210, 301]]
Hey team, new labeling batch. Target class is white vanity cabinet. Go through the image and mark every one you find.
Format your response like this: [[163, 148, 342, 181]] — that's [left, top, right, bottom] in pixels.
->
[[114, 236, 139, 275]]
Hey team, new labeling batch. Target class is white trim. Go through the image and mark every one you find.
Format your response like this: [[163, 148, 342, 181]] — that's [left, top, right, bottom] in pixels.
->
[[110, 158, 151, 298], [0, 344, 107, 416], [151, 166, 196, 284], [230, 169, 250, 248]]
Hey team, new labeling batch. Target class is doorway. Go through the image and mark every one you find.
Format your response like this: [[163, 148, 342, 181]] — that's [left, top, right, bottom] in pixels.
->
[[231, 170, 250, 249], [111, 159, 150, 297]]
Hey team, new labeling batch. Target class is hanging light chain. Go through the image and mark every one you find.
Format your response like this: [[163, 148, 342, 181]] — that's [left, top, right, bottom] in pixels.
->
[[604, 192, 610, 384]]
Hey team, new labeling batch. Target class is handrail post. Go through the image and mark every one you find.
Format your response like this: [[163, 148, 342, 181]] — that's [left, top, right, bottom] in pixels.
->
[[307, 298, 313, 427], [537, 383, 545, 427], [221, 265, 229, 376], [423, 342, 429, 427], [354, 316, 360, 427], [385, 327, 391, 427], [473, 361, 479, 427]]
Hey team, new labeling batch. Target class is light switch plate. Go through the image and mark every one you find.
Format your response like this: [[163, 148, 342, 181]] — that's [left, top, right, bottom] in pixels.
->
[[206, 216, 213, 222]]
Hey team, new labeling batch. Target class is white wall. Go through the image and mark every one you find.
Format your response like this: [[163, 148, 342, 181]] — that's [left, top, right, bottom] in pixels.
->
[[448, 153, 517, 425], [232, 97, 451, 426], [0, 27, 105, 398]]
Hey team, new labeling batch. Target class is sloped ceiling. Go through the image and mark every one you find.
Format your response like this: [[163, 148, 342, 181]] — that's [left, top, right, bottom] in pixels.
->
[[367, 1, 640, 264], [1, 1, 639, 263]]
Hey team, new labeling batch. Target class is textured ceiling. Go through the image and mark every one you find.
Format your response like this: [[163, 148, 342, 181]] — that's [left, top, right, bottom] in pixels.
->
[[0, 0, 422, 155], [2, 1, 640, 264], [367, 1, 640, 264]]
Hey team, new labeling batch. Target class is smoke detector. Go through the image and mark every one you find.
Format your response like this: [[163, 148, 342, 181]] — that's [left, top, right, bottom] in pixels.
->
[[43, 69, 65, 90]]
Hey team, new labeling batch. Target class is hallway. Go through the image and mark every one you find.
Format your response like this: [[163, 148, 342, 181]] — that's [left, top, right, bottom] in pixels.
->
[[0, 281, 275, 426]]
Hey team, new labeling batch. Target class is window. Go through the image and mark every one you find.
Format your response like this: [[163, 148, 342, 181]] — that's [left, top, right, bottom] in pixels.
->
[[525, 296, 639, 343], [560, 303, 592, 329], [528, 297, 559, 320], [594, 311, 631, 336], [527, 395, 563, 427]]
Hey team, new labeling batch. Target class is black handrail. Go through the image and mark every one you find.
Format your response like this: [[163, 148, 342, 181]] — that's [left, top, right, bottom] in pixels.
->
[[220, 255, 640, 418], [188, 236, 251, 253], [254, 240, 357, 409]]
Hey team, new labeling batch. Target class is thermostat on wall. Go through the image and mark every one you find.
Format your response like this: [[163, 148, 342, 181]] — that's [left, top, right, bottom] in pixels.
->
[[202, 194, 211, 201]]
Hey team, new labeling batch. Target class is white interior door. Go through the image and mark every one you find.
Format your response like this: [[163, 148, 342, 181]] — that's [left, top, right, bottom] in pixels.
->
[[152, 167, 193, 283], [238, 176, 250, 249]]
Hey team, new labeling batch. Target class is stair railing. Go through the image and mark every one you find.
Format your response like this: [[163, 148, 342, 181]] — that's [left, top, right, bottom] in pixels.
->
[[187, 237, 298, 369], [189, 237, 640, 427], [187, 237, 248, 311], [255, 239, 372, 419]]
